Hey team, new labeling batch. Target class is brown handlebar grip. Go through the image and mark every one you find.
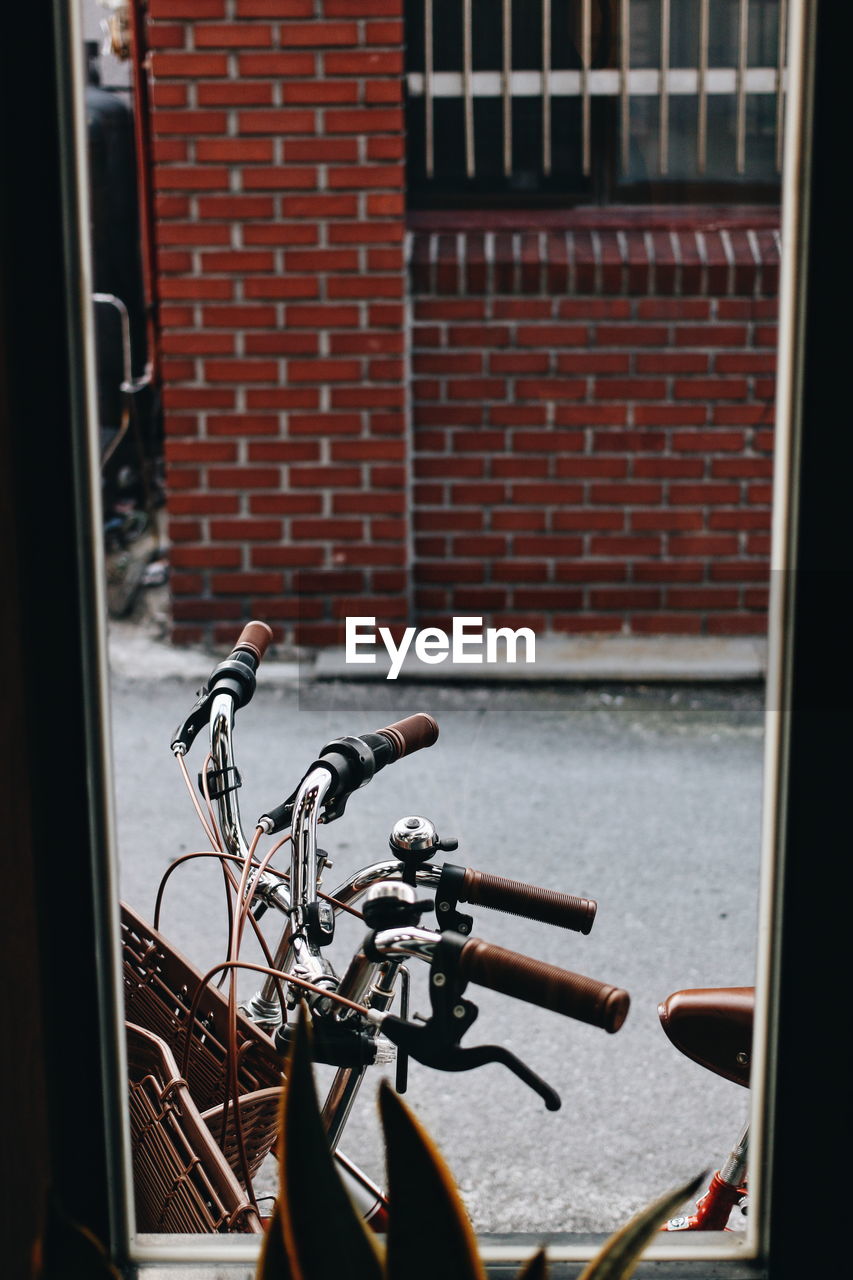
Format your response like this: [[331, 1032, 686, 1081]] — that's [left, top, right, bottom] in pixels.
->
[[457, 938, 629, 1033], [234, 621, 274, 663], [460, 869, 597, 934], [376, 712, 439, 759]]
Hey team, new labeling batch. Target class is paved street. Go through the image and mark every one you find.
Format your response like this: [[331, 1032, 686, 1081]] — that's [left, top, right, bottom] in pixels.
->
[[111, 654, 763, 1234]]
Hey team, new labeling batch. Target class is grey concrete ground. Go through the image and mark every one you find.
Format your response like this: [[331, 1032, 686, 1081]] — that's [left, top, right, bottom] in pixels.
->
[[110, 630, 763, 1235]]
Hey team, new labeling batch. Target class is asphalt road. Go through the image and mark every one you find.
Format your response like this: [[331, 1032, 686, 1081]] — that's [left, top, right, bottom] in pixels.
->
[[111, 671, 763, 1234]]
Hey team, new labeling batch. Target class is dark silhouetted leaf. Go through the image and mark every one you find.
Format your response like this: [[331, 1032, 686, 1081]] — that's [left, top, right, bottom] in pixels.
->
[[379, 1078, 485, 1280], [278, 1008, 384, 1280], [38, 1193, 122, 1279], [515, 1246, 548, 1280], [577, 1171, 708, 1280], [255, 1202, 294, 1280]]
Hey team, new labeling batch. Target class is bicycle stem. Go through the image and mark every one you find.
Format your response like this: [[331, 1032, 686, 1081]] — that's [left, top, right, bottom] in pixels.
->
[[321, 954, 404, 1147], [321, 929, 438, 1147]]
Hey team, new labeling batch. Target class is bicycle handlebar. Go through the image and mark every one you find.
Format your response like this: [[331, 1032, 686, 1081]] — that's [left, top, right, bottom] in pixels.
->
[[233, 620, 274, 664], [369, 927, 629, 1034], [442, 865, 597, 934], [169, 618, 628, 1136], [260, 714, 440, 834], [456, 937, 630, 1033], [171, 620, 273, 755], [376, 713, 439, 759]]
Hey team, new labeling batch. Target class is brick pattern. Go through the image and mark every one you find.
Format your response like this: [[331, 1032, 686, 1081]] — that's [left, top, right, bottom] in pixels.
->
[[148, 0, 408, 645], [408, 226, 781, 298], [144, 6, 779, 645], [411, 294, 776, 636]]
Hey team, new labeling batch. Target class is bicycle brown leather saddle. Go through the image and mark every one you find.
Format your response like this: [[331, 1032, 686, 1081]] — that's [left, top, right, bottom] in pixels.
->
[[658, 987, 754, 1087]]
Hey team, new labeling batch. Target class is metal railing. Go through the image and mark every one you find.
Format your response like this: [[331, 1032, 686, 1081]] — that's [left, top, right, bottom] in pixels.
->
[[407, 0, 787, 190]]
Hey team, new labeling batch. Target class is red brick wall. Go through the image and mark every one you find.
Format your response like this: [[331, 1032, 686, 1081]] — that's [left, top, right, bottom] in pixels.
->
[[142, 5, 778, 646], [148, 0, 408, 645], [409, 226, 778, 636]]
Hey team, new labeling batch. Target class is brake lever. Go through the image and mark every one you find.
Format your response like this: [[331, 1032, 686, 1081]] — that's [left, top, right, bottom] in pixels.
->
[[375, 1008, 561, 1111], [258, 762, 352, 836], [448, 1041, 561, 1112], [171, 684, 212, 754]]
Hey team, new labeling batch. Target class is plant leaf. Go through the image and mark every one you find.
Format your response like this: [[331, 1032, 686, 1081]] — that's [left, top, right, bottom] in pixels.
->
[[379, 1078, 486, 1280], [515, 1247, 548, 1280], [277, 1007, 385, 1280], [37, 1194, 123, 1279], [576, 1171, 708, 1280], [255, 1202, 294, 1280]]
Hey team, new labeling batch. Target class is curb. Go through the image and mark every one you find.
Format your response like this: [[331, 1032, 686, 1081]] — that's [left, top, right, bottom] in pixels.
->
[[108, 623, 766, 686]]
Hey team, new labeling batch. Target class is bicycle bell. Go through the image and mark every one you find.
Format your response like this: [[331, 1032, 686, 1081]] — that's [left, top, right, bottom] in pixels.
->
[[362, 880, 431, 929], [389, 815, 457, 884]]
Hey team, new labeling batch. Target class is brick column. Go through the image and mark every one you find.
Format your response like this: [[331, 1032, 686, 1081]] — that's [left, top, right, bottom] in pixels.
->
[[147, 0, 408, 646]]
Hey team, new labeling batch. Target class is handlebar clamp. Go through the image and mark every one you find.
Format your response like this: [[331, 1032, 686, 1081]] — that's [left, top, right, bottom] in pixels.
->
[[199, 763, 242, 801], [434, 863, 474, 935]]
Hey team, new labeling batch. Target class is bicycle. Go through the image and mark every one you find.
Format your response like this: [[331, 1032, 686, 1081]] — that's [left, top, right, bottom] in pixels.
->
[[123, 620, 632, 1233], [657, 985, 751, 1232]]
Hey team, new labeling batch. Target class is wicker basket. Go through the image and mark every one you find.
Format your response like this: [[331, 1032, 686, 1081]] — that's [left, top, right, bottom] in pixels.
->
[[121, 901, 283, 1186], [127, 1022, 262, 1234]]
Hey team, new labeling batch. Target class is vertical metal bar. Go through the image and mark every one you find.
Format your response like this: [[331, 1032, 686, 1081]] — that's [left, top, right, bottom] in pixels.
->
[[776, 0, 788, 172], [128, 0, 162, 385], [736, 0, 749, 174], [620, 0, 630, 174], [503, 0, 512, 176], [463, 0, 475, 178], [698, 0, 709, 173], [659, 0, 670, 175], [581, 0, 591, 176], [424, 0, 434, 178], [542, 0, 552, 174]]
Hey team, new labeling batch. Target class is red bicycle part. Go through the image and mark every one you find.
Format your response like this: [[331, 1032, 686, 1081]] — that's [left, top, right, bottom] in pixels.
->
[[661, 1170, 748, 1231]]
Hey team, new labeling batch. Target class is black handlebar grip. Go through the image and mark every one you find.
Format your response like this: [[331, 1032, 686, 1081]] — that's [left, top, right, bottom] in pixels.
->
[[457, 938, 629, 1033], [233, 621, 274, 663], [459, 869, 597, 934], [376, 713, 439, 760]]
